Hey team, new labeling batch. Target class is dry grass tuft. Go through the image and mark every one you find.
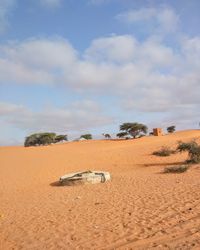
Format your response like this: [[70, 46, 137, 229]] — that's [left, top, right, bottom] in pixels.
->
[[163, 165, 189, 173], [153, 146, 176, 157]]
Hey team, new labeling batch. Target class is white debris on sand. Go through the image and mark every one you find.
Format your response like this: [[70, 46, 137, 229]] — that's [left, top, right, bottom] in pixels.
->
[[59, 170, 111, 186]]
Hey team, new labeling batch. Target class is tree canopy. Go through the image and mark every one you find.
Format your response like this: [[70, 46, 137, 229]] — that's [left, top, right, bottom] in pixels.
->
[[116, 132, 128, 138], [80, 134, 92, 140], [119, 122, 148, 138], [102, 133, 111, 139], [167, 126, 176, 133], [24, 133, 68, 147], [55, 134, 68, 142]]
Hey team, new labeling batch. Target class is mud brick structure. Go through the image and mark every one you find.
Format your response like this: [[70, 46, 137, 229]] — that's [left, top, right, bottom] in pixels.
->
[[153, 128, 163, 136]]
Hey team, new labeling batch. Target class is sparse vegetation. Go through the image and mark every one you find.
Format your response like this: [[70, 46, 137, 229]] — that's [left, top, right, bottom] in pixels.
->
[[119, 122, 148, 139], [153, 146, 175, 157], [116, 132, 128, 139], [177, 140, 200, 163], [102, 133, 111, 139], [167, 126, 176, 133], [24, 133, 68, 147], [164, 165, 189, 173], [80, 134, 92, 140], [54, 134, 68, 143]]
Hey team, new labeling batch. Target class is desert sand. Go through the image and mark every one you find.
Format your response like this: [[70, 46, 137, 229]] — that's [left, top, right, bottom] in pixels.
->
[[1, 130, 200, 250]]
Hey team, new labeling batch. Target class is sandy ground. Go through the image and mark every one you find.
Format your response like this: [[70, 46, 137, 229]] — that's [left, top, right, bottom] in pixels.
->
[[1, 130, 200, 250]]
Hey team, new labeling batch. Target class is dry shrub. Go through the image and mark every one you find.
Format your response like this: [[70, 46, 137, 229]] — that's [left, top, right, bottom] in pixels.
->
[[153, 146, 175, 157], [164, 165, 189, 173], [177, 140, 200, 164]]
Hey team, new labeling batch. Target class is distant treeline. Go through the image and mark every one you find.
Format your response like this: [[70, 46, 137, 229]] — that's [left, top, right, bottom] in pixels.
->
[[24, 133, 67, 147], [24, 123, 176, 147]]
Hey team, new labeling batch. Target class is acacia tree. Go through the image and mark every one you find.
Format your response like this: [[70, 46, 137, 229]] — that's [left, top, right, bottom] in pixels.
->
[[119, 122, 148, 138], [80, 134, 92, 140], [55, 134, 68, 143], [102, 133, 111, 139], [24, 132, 56, 147], [116, 132, 128, 138], [24, 133, 67, 147], [167, 126, 176, 133]]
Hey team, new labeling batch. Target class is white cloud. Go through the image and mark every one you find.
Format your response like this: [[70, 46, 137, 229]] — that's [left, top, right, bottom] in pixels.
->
[[181, 36, 200, 70], [0, 34, 199, 111], [0, 101, 113, 136], [0, 102, 25, 115], [157, 7, 179, 33], [0, 0, 15, 33], [116, 6, 179, 34], [117, 7, 157, 23], [0, 5, 199, 144], [85, 35, 138, 63], [0, 37, 76, 84], [161, 105, 200, 130]]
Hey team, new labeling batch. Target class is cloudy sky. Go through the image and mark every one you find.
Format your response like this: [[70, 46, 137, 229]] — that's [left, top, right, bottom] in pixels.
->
[[0, 0, 200, 145]]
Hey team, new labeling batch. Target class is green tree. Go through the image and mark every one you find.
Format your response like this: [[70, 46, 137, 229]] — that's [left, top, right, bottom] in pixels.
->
[[55, 134, 68, 143], [24, 132, 67, 147], [102, 133, 111, 139], [177, 140, 200, 163], [167, 126, 176, 133], [38, 133, 56, 145], [119, 122, 148, 138], [24, 134, 38, 147], [80, 134, 92, 140], [116, 132, 128, 138]]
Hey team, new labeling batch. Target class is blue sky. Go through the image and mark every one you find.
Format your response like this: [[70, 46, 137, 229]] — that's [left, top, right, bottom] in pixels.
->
[[0, 0, 200, 145]]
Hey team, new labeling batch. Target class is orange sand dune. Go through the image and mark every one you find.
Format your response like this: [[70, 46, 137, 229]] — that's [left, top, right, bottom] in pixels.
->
[[1, 130, 200, 249]]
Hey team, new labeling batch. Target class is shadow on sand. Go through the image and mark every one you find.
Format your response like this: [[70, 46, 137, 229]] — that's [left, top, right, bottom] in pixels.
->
[[50, 181, 63, 187], [142, 161, 184, 167], [142, 161, 187, 174], [50, 181, 75, 187]]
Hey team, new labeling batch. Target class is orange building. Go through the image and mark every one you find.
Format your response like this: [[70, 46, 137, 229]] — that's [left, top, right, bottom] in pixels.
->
[[153, 128, 163, 136]]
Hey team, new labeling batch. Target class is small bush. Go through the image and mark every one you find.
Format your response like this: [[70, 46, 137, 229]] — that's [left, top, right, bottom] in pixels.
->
[[177, 140, 200, 164], [167, 126, 176, 133], [164, 165, 189, 173], [153, 146, 175, 157], [177, 140, 197, 152]]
